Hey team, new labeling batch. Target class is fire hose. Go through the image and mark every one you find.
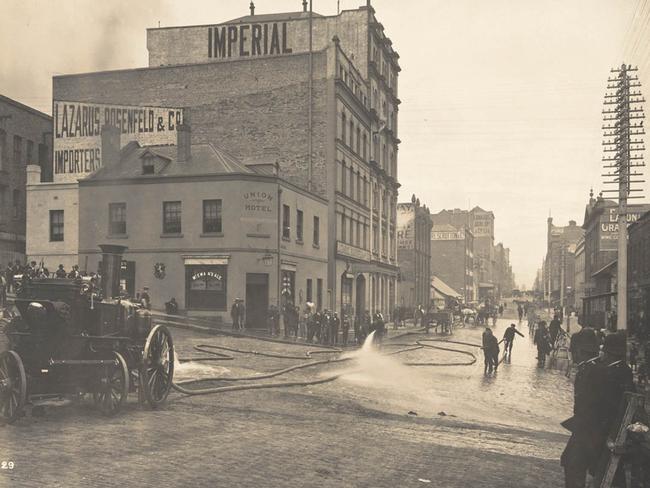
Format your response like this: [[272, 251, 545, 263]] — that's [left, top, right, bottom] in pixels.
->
[[169, 328, 484, 397]]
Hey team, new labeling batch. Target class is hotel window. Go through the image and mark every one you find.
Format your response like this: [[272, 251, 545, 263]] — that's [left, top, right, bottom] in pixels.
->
[[363, 224, 368, 249], [341, 213, 347, 243], [109, 202, 126, 235], [296, 209, 304, 241], [362, 133, 367, 161], [282, 204, 290, 239], [356, 220, 361, 247], [203, 199, 223, 233], [13, 136, 22, 165], [50, 210, 64, 242], [349, 120, 354, 148], [341, 160, 347, 195], [12, 190, 20, 219], [356, 173, 361, 202], [26, 140, 34, 164], [313, 216, 320, 246], [341, 112, 347, 144], [356, 127, 361, 154], [373, 224, 378, 252], [163, 201, 182, 234], [349, 168, 354, 200]]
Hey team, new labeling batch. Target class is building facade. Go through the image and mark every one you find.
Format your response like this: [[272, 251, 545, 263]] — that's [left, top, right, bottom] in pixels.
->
[[27, 3, 401, 318], [628, 210, 650, 339], [0, 95, 51, 266], [573, 236, 585, 315], [430, 223, 475, 303], [396, 196, 432, 310], [543, 218, 584, 311], [581, 193, 650, 328], [71, 126, 328, 325]]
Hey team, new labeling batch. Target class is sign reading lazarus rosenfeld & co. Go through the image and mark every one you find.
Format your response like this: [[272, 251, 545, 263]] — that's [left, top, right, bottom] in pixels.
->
[[52, 100, 183, 182]]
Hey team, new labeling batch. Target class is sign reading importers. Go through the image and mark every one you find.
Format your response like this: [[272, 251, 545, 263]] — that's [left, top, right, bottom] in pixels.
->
[[52, 100, 183, 182]]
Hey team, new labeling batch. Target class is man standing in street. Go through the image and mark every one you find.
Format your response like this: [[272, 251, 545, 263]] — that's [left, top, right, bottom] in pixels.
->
[[561, 332, 634, 488], [231, 298, 240, 331], [482, 328, 500, 374], [502, 323, 525, 357], [569, 323, 600, 366], [549, 314, 562, 347]]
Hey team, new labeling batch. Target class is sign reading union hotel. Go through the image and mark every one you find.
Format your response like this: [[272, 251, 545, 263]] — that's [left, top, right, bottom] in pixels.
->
[[208, 22, 293, 59]]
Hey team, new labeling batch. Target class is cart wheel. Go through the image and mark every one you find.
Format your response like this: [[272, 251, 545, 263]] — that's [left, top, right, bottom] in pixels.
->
[[0, 351, 27, 425], [93, 351, 129, 416], [141, 325, 174, 408]]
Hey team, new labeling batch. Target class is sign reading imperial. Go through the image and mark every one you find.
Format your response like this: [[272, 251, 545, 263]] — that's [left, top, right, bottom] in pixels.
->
[[208, 22, 293, 59], [53, 100, 183, 182]]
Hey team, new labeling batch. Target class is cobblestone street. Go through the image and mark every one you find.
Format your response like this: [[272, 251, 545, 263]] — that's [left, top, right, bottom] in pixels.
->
[[1, 315, 571, 487]]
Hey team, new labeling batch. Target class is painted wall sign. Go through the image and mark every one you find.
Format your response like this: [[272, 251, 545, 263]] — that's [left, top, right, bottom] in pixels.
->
[[599, 208, 647, 251], [243, 191, 274, 213], [52, 100, 183, 182], [208, 22, 293, 59]]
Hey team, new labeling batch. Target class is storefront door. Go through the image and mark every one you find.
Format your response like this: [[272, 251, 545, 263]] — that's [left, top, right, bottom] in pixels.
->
[[185, 265, 227, 310], [246, 273, 268, 329]]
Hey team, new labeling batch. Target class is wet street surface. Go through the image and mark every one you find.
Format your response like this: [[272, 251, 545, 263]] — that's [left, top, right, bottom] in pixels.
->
[[0, 314, 572, 487]]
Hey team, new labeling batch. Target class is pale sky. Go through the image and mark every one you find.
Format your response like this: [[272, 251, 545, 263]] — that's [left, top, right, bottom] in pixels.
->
[[1, 0, 648, 287]]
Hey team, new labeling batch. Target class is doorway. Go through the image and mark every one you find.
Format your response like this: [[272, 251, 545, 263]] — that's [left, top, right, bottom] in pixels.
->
[[356, 274, 366, 317], [246, 273, 269, 329]]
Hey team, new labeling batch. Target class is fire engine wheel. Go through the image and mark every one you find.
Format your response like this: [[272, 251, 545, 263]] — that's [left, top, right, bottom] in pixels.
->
[[0, 351, 27, 425], [93, 351, 129, 416], [141, 325, 174, 408]]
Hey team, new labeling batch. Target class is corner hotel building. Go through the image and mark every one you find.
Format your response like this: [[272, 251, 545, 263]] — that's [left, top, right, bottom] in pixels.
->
[[27, 2, 402, 323]]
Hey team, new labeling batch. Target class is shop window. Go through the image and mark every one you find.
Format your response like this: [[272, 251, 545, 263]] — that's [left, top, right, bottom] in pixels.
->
[[203, 199, 222, 233], [296, 209, 303, 241], [163, 201, 182, 234], [313, 216, 320, 246], [306, 278, 313, 303], [109, 202, 126, 235], [13, 135, 22, 165], [317, 278, 323, 311], [186, 265, 227, 311], [282, 204, 290, 240], [50, 209, 64, 242]]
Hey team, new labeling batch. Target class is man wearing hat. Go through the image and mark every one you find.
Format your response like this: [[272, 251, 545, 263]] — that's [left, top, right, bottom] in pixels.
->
[[561, 331, 634, 488], [569, 323, 600, 366]]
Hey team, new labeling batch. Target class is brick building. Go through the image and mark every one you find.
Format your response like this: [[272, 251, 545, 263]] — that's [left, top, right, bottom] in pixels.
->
[[27, 2, 401, 317], [628, 210, 650, 338], [396, 196, 432, 310], [542, 218, 584, 311], [581, 193, 650, 328], [430, 223, 475, 303], [0, 95, 51, 266]]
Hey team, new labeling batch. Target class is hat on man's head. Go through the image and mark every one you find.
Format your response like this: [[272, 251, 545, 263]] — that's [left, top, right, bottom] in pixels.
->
[[603, 332, 627, 357]]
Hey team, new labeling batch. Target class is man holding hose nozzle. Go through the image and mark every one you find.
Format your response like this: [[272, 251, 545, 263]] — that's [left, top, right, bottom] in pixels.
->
[[482, 327, 500, 374]]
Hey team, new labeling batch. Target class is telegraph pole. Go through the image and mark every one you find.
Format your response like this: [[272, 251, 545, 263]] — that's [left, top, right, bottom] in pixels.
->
[[601, 64, 646, 334]]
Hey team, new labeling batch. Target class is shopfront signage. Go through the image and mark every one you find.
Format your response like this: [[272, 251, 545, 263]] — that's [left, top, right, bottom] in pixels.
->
[[191, 270, 223, 281], [337, 241, 371, 261], [208, 22, 293, 59], [52, 100, 183, 182]]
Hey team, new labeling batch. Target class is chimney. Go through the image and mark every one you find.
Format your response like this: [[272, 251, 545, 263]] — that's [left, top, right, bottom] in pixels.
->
[[99, 244, 127, 299], [250, 1, 255, 15], [176, 124, 191, 162], [101, 125, 121, 168]]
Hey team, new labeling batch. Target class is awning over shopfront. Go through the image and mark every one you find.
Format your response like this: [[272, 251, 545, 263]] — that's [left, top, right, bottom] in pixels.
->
[[431, 275, 462, 299]]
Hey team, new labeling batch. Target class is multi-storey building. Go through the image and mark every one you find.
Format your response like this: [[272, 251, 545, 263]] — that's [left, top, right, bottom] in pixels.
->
[[573, 236, 585, 315], [26, 2, 401, 318], [628, 210, 650, 338], [0, 95, 51, 265], [581, 192, 650, 328], [396, 196, 432, 310], [543, 217, 584, 310], [430, 222, 475, 303]]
